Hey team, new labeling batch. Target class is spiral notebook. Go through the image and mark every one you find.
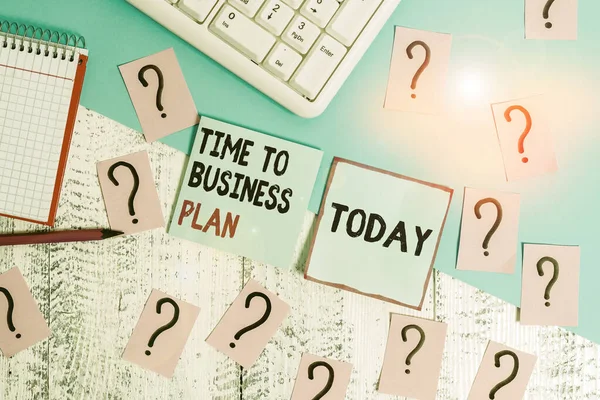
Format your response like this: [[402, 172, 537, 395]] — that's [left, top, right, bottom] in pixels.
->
[[0, 22, 88, 226]]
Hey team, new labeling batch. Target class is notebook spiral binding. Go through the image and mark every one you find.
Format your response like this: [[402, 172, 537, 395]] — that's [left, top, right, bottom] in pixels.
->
[[0, 20, 86, 63]]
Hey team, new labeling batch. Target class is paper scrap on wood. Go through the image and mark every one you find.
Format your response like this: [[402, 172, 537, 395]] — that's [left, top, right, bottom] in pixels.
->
[[520, 243, 580, 326], [0, 267, 50, 357], [456, 188, 520, 273], [206, 279, 290, 368], [97, 150, 165, 235], [385, 26, 452, 114], [305, 158, 453, 310], [468, 341, 536, 400], [119, 48, 199, 141], [290, 354, 352, 400], [378, 314, 447, 400], [122, 289, 200, 378]]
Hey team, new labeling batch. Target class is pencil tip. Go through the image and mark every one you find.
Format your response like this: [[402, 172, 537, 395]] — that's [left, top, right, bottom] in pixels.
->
[[101, 229, 125, 239]]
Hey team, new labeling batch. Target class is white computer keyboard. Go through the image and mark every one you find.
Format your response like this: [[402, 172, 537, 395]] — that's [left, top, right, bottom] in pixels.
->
[[126, 0, 400, 118]]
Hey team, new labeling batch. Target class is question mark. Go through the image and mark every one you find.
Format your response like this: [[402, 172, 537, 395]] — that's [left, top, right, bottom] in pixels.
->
[[504, 105, 532, 164], [537, 256, 559, 307], [474, 198, 503, 257], [489, 350, 519, 399], [406, 41, 431, 99], [0, 287, 20, 339], [401, 324, 425, 374], [543, 0, 556, 29], [108, 161, 140, 224], [138, 64, 167, 118], [230, 292, 272, 348], [145, 297, 180, 356], [307, 361, 335, 400]]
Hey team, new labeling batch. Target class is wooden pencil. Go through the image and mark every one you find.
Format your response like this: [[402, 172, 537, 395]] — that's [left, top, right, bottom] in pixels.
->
[[0, 229, 124, 246]]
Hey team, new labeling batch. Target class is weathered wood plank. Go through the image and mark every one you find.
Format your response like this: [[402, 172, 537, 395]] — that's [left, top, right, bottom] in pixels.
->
[[46, 108, 242, 400], [4, 106, 600, 399], [435, 270, 600, 400], [242, 213, 435, 399], [0, 217, 49, 400]]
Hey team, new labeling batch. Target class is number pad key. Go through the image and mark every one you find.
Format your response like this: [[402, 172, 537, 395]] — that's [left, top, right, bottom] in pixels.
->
[[300, 0, 338, 28], [229, 0, 265, 17], [326, 0, 382, 46], [290, 34, 346, 99], [281, 0, 303, 10], [179, 0, 218, 22], [210, 5, 276, 62], [282, 15, 320, 54], [264, 42, 302, 81], [256, 0, 294, 36]]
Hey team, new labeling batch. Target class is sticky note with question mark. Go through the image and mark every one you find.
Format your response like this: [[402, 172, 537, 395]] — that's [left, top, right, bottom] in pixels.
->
[[206, 279, 289, 368], [456, 188, 521, 274], [491, 96, 558, 181], [0, 267, 50, 357], [377, 314, 447, 400], [122, 289, 200, 378], [526, 0, 578, 40], [97, 151, 165, 235], [290, 354, 352, 400], [520, 244, 580, 326], [467, 341, 536, 400], [384, 26, 452, 114], [119, 48, 199, 142]]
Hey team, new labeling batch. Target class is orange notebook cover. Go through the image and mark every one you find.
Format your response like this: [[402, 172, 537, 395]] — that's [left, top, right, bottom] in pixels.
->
[[0, 23, 88, 226]]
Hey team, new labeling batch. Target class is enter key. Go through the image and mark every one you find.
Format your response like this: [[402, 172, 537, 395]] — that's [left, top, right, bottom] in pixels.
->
[[290, 34, 347, 99]]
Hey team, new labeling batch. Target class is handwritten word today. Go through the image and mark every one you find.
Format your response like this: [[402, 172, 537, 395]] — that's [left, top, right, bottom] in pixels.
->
[[330, 203, 433, 256]]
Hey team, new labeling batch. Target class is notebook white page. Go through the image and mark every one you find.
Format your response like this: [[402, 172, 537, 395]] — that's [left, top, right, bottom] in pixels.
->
[[0, 33, 88, 224]]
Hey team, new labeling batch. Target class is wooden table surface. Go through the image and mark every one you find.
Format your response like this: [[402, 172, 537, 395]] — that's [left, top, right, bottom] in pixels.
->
[[0, 107, 597, 400]]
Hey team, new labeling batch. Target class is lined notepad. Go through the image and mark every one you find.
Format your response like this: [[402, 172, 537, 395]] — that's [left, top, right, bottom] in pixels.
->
[[0, 24, 88, 225]]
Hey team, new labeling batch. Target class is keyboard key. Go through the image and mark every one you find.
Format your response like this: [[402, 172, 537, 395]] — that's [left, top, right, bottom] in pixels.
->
[[256, 0, 294, 36], [281, 0, 303, 9], [264, 42, 302, 81], [300, 0, 339, 28], [282, 16, 320, 54], [229, 0, 266, 17], [210, 5, 276, 62], [179, 0, 219, 22], [290, 34, 346, 99], [326, 0, 382, 46]]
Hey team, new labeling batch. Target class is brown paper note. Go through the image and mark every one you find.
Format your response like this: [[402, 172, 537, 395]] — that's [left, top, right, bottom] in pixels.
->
[[122, 289, 200, 378], [290, 354, 352, 400], [526, 0, 577, 40], [206, 279, 290, 368], [456, 188, 521, 273], [97, 150, 165, 235], [378, 314, 447, 400], [0, 267, 49, 357], [468, 341, 536, 400], [491, 96, 558, 182], [384, 26, 452, 114], [119, 48, 199, 142], [520, 244, 580, 326]]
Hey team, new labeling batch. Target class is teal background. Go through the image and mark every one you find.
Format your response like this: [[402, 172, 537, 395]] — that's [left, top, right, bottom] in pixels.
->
[[2, 0, 599, 342]]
